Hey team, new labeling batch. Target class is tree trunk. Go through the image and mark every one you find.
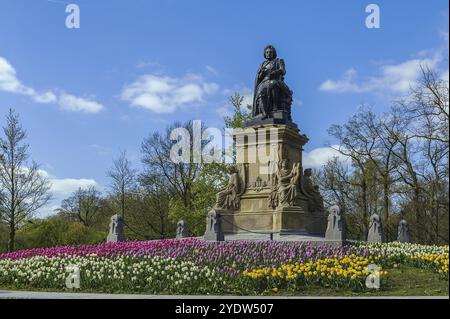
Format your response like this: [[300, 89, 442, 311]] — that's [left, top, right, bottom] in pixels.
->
[[8, 223, 15, 252], [361, 178, 369, 240], [413, 187, 422, 243], [383, 175, 390, 240]]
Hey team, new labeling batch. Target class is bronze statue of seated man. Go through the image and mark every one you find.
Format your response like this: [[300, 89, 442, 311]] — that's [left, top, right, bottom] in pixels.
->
[[252, 45, 293, 119]]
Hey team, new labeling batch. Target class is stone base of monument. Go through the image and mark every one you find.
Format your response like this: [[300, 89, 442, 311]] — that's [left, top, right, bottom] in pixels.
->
[[221, 208, 326, 237], [244, 111, 298, 129], [213, 123, 328, 241]]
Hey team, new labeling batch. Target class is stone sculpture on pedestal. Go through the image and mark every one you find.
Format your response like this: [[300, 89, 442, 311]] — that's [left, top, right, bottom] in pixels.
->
[[325, 205, 346, 242], [268, 160, 300, 208], [203, 209, 224, 241], [397, 219, 410, 243], [300, 168, 325, 212], [107, 214, 125, 243], [367, 213, 385, 243], [176, 220, 189, 238], [214, 166, 242, 210], [208, 45, 327, 236]]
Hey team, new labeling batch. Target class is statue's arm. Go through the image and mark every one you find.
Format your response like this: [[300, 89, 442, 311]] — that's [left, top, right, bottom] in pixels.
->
[[270, 59, 286, 78]]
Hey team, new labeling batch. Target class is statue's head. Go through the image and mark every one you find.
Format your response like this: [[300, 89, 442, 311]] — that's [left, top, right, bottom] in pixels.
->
[[329, 205, 341, 216], [228, 166, 238, 174], [280, 159, 289, 169], [304, 168, 312, 177], [370, 213, 380, 223], [264, 45, 277, 60]]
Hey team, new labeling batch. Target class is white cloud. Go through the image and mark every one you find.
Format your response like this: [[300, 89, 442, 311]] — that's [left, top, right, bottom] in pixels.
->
[[37, 169, 99, 217], [206, 65, 219, 76], [121, 73, 218, 113], [50, 178, 98, 198], [215, 105, 232, 117], [303, 145, 348, 169], [319, 49, 446, 94], [441, 69, 449, 82], [0, 55, 104, 113], [320, 68, 361, 93], [58, 93, 104, 113], [33, 91, 58, 104], [0, 56, 35, 96], [136, 61, 162, 69]]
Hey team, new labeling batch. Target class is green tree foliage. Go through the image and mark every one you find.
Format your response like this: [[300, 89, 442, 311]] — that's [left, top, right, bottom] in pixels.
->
[[11, 216, 105, 250], [224, 93, 252, 129]]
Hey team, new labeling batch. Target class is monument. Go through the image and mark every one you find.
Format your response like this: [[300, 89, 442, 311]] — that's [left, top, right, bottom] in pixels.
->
[[210, 45, 327, 236], [325, 205, 346, 243], [367, 213, 385, 243], [397, 219, 410, 243], [107, 214, 125, 242], [176, 220, 190, 238], [203, 209, 225, 241]]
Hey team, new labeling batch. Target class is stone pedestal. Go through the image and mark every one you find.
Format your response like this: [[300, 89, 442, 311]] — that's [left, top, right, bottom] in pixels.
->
[[325, 205, 346, 243], [204, 209, 225, 241], [221, 124, 326, 235], [367, 213, 385, 243], [397, 219, 410, 243], [107, 214, 125, 242], [176, 220, 189, 238]]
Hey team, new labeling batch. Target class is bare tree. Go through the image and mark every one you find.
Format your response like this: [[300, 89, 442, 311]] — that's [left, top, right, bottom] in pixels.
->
[[107, 150, 137, 219], [321, 67, 449, 244], [386, 67, 449, 244], [327, 109, 375, 236], [55, 185, 102, 226], [0, 109, 52, 251], [130, 175, 172, 239], [141, 121, 202, 213]]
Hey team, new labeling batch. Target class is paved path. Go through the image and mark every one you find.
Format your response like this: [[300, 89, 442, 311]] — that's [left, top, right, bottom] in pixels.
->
[[0, 290, 447, 299]]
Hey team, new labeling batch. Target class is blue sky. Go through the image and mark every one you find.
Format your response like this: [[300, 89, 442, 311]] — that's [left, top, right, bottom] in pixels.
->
[[0, 0, 448, 216]]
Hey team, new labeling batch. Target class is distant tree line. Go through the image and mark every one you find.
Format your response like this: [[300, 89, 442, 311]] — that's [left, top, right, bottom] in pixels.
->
[[0, 102, 243, 251], [314, 68, 449, 244]]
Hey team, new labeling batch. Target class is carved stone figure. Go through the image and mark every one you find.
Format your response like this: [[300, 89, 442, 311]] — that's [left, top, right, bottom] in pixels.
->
[[252, 176, 267, 192], [325, 205, 346, 242], [204, 209, 224, 241], [214, 166, 241, 210], [107, 214, 125, 242], [367, 213, 385, 243], [269, 160, 300, 208], [397, 219, 410, 243], [250, 45, 293, 123], [176, 220, 189, 238], [300, 168, 325, 211]]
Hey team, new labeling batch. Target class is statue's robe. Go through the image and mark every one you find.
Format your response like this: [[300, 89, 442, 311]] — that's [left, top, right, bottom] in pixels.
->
[[252, 58, 291, 117]]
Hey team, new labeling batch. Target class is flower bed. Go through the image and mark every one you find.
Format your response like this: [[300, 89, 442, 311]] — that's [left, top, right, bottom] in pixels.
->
[[355, 242, 449, 278], [0, 240, 448, 295]]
